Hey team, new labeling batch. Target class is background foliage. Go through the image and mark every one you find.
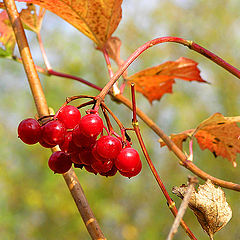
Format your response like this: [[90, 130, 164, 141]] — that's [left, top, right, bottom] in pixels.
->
[[1, 1, 240, 239]]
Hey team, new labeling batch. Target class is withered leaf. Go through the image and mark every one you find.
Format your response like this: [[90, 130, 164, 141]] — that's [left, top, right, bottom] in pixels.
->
[[172, 180, 232, 239], [17, 0, 123, 48], [160, 113, 240, 166], [127, 57, 207, 103]]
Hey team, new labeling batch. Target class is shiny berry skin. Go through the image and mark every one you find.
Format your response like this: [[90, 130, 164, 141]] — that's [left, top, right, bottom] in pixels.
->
[[72, 125, 96, 148], [59, 131, 79, 153], [56, 105, 81, 129], [119, 160, 142, 178], [71, 152, 83, 165], [96, 135, 122, 159], [84, 165, 98, 175], [79, 113, 103, 138], [78, 148, 96, 165], [99, 166, 118, 177], [42, 120, 66, 145], [91, 160, 113, 173], [39, 138, 56, 148], [48, 151, 72, 174], [18, 118, 41, 144], [92, 144, 110, 162], [115, 147, 141, 173]]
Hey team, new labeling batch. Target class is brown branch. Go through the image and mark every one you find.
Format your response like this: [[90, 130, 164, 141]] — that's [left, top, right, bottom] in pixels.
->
[[113, 93, 240, 192], [4, 1, 106, 239], [166, 176, 198, 240], [131, 85, 198, 240]]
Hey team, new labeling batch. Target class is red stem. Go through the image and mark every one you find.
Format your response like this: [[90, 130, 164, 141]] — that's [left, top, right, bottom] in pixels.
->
[[131, 85, 197, 240], [96, 37, 240, 105], [48, 69, 103, 92]]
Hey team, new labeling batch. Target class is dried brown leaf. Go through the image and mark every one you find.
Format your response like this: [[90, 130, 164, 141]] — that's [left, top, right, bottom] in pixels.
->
[[172, 180, 232, 239]]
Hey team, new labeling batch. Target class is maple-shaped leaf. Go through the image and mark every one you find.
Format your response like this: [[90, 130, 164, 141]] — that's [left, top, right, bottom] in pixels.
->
[[159, 113, 240, 166], [17, 0, 123, 48], [173, 180, 232, 240], [20, 3, 45, 33], [126, 57, 207, 103], [0, 10, 16, 57]]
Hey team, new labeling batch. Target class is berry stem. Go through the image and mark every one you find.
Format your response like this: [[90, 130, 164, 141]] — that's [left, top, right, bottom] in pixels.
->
[[130, 85, 197, 240], [4, 1, 106, 239]]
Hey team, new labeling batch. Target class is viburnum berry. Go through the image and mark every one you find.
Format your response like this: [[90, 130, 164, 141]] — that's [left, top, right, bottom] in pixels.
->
[[84, 165, 98, 175], [48, 151, 72, 174], [119, 160, 142, 178], [115, 147, 142, 174], [78, 113, 103, 138], [39, 137, 56, 148], [99, 166, 118, 177], [42, 120, 66, 145], [59, 131, 79, 153], [95, 135, 122, 159], [78, 148, 96, 165], [91, 159, 113, 173], [72, 125, 96, 148], [18, 118, 41, 144], [56, 105, 81, 129], [71, 152, 83, 165]]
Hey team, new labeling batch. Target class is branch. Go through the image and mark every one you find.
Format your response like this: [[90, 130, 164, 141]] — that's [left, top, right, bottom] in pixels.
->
[[11, 33, 240, 191], [95, 37, 240, 106], [4, 1, 106, 239], [131, 85, 198, 240], [166, 176, 198, 240]]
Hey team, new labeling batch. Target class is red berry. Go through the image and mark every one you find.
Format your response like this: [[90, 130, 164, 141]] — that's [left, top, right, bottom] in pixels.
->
[[71, 152, 83, 164], [48, 151, 72, 174], [18, 118, 41, 144], [84, 165, 98, 175], [91, 160, 113, 173], [92, 144, 110, 162], [59, 131, 79, 153], [119, 160, 142, 178], [72, 125, 96, 148], [42, 120, 66, 145], [96, 135, 122, 159], [99, 166, 118, 177], [57, 105, 81, 129], [78, 148, 96, 165], [79, 113, 103, 138], [39, 138, 56, 148], [115, 147, 141, 173]]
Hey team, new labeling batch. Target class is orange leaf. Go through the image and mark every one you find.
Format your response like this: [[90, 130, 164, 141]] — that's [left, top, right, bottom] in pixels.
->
[[194, 113, 240, 167], [20, 4, 45, 33], [160, 113, 240, 166], [17, 0, 123, 48], [0, 10, 16, 57], [127, 57, 207, 103]]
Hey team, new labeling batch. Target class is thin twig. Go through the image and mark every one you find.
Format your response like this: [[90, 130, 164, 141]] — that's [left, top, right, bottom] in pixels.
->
[[131, 84, 198, 240], [4, 1, 106, 239], [166, 176, 198, 240]]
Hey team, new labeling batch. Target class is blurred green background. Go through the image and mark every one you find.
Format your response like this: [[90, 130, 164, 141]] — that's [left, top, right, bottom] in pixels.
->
[[1, 1, 240, 239]]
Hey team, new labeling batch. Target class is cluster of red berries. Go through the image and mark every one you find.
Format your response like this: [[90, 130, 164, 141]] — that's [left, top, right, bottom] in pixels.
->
[[17, 105, 142, 178]]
